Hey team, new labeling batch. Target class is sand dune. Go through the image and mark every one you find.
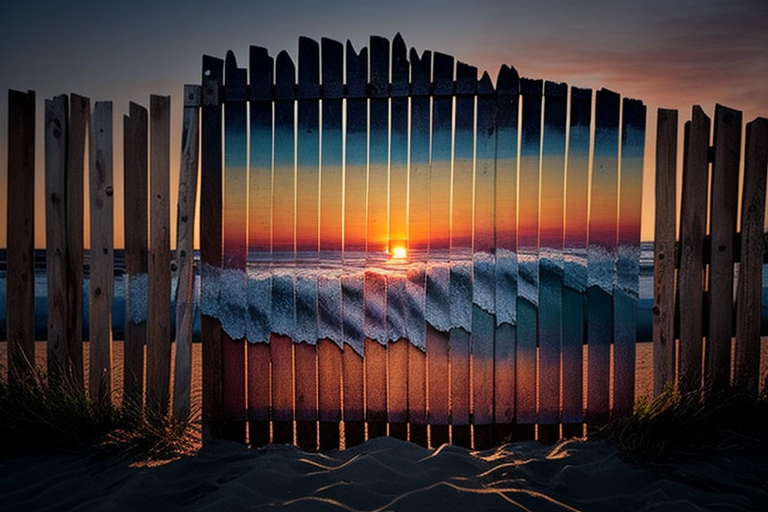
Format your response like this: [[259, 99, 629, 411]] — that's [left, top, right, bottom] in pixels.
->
[[1, 436, 767, 511]]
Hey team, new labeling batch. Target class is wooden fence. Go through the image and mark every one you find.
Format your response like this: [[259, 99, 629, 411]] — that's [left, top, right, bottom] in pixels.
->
[[3, 34, 767, 453], [4, 89, 200, 419], [198, 34, 648, 450]]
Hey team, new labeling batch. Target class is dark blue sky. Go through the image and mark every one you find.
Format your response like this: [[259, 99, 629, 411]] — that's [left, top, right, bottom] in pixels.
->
[[1, 0, 767, 244]]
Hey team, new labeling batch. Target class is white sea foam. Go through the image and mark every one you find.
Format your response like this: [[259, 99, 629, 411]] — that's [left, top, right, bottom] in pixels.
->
[[473, 252, 496, 314], [219, 267, 247, 340], [517, 252, 539, 307], [450, 262, 473, 332], [495, 250, 518, 326], [587, 244, 616, 294]]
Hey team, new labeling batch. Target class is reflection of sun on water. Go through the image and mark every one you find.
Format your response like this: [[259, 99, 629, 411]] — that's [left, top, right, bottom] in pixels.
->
[[389, 245, 408, 259]]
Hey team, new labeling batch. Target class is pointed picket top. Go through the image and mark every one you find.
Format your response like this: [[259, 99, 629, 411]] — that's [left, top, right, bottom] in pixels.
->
[[391, 34, 409, 97], [478, 71, 494, 95], [410, 47, 431, 95], [433, 52, 454, 95], [496, 64, 520, 98], [249, 46, 273, 99], [456, 61, 477, 95], [321, 37, 344, 96], [299, 37, 320, 98], [346, 40, 368, 98], [370, 35, 389, 95], [275, 50, 295, 99]]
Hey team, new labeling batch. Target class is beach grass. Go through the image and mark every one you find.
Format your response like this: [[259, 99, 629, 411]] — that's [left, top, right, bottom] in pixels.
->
[[597, 379, 768, 467], [0, 360, 199, 463]]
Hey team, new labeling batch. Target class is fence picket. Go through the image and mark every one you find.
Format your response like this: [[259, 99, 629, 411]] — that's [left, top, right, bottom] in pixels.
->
[[66, 94, 87, 388], [734, 117, 768, 393], [705, 105, 742, 393], [173, 85, 200, 421], [88, 101, 114, 402], [407, 47, 431, 447], [516, 78, 543, 439], [6, 90, 36, 376], [147, 95, 172, 416], [562, 87, 590, 435], [493, 66, 518, 444], [200, 55, 225, 441], [247, 44, 274, 447], [538, 81, 567, 442], [653, 109, 678, 396], [677, 106, 709, 393], [45, 95, 69, 382], [614, 97, 646, 417], [123, 101, 148, 407]]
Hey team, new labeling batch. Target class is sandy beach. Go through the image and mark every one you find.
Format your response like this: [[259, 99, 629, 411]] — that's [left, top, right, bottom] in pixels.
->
[[1, 340, 767, 511]]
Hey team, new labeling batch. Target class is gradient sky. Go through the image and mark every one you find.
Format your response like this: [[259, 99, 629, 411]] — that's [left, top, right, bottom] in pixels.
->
[[1, 0, 767, 247]]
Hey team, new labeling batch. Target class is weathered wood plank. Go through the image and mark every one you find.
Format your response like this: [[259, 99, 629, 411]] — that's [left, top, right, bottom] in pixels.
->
[[493, 65, 518, 444], [406, 267, 428, 446], [200, 55, 224, 442], [318, 337, 342, 450], [538, 81, 567, 442], [123, 101, 148, 409], [586, 88, 620, 426], [733, 117, 768, 394], [247, 45, 273, 444], [147, 95, 172, 416], [271, 332, 294, 444], [320, 38, 343, 257], [705, 105, 741, 394], [472, 71, 496, 449], [389, 34, 409, 258], [677, 106, 710, 393], [562, 86, 590, 435], [173, 85, 200, 420], [45, 94, 69, 383], [221, 52, 248, 442], [88, 101, 114, 402], [653, 108, 678, 396], [450, 60, 474, 448], [386, 274, 408, 439], [295, 37, 320, 451], [426, 324, 450, 447], [6, 90, 36, 377], [614, 97, 646, 417], [516, 78, 542, 439], [66, 94, 88, 388]]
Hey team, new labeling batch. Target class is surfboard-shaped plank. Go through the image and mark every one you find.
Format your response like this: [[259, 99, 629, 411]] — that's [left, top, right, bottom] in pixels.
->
[[614, 98, 646, 417], [147, 94, 172, 417], [123, 101, 147, 408], [653, 109, 678, 396], [66, 94, 88, 388], [538, 81, 567, 443], [407, 47, 430, 447], [6, 90, 36, 377], [562, 87, 590, 435], [89, 101, 114, 402], [200, 55, 224, 441], [587, 88, 620, 426], [677, 106, 709, 393], [472, 72, 497, 449], [316, 37, 344, 451], [450, 60, 475, 448], [516, 78, 542, 440], [734, 117, 768, 394], [294, 37, 320, 451], [427, 51, 453, 447], [247, 45, 274, 446], [705, 105, 741, 394], [493, 66, 518, 444], [342, 40, 368, 447], [174, 91, 199, 422], [221, 54, 248, 441], [45, 94, 69, 383]]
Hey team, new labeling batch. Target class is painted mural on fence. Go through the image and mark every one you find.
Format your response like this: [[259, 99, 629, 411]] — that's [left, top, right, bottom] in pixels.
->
[[198, 34, 646, 359]]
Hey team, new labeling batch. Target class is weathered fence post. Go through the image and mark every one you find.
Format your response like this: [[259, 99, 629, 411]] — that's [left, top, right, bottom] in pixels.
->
[[6, 90, 36, 378]]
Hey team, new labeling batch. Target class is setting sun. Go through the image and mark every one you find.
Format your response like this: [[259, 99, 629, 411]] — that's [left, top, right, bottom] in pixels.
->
[[389, 245, 408, 259]]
